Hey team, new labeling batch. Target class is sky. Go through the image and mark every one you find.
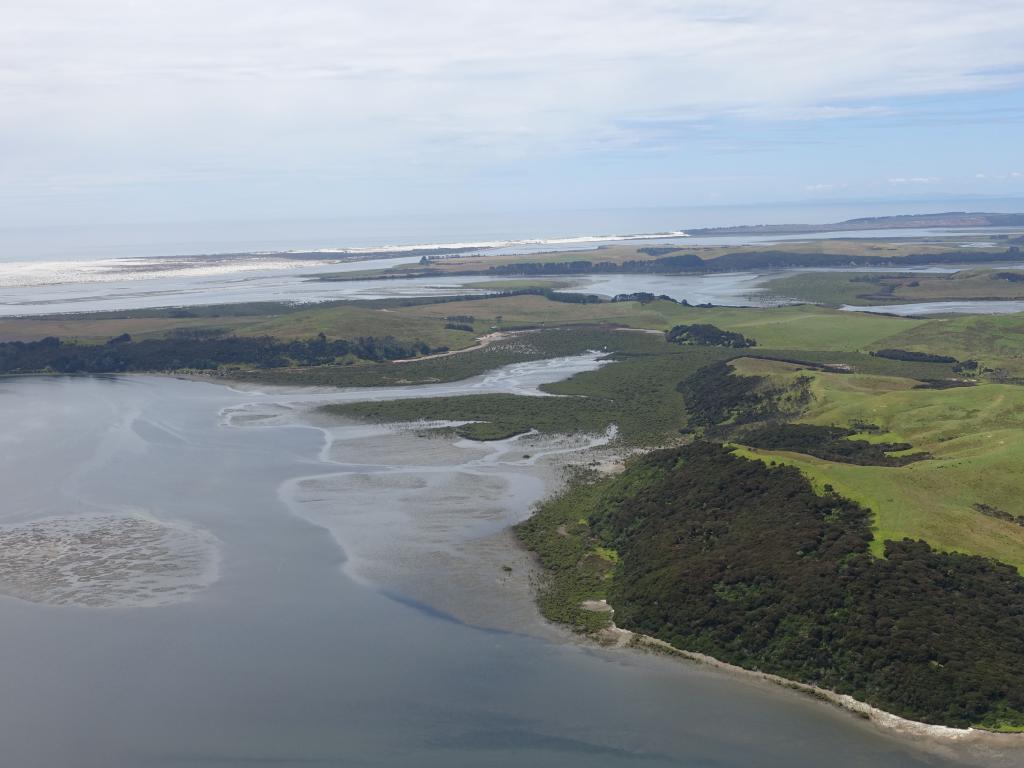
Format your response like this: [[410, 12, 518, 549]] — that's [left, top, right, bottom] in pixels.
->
[[3, 0, 1024, 229]]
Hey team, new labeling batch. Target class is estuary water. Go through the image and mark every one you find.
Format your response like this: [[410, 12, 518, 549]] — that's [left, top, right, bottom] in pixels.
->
[[4, 255, 1024, 318], [2, 217, 1023, 317], [841, 300, 1024, 316], [0, 366, 1015, 767]]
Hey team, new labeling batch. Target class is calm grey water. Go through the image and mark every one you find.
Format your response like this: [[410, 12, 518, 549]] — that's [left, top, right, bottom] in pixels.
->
[[0, 369, 1013, 767]]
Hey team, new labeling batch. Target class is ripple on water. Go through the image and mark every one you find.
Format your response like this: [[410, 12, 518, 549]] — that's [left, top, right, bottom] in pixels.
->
[[0, 514, 220, 608]]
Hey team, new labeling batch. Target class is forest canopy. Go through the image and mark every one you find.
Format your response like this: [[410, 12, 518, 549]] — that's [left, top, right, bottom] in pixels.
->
[[666, 323, 756, 348], [529, 442, 1024, 729], [0, 333, 444, 373]]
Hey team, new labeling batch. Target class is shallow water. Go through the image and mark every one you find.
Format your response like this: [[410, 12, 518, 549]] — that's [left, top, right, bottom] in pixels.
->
[[842, 299, 1024, 316], [0, 368, 1016, 767], [0, 266, 782, 316], [3, 226, 1022, 317], [7, 261, 1024, 318]]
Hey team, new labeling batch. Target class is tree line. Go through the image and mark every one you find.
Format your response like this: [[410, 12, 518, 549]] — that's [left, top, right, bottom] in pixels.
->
[[666, 323, 756, 348], [421, 247, 1024, 278], [675, 360, 811, 429], [871, 348, 958, 364], [588, 442, 1024, 729], [0, 332, 445, 374], [739, 423, 930, 466]]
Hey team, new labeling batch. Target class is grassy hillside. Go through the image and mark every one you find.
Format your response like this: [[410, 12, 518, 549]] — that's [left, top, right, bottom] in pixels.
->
[[0, 301, 477, 349], [872, 312, 1024, 377], [663, 305, 922, 350], [765, 269, 1024, 307], [728, 359, 1024, 569]]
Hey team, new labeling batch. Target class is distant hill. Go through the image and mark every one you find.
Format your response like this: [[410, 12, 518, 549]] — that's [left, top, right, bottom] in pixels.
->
[[684, 211, 1024, 237]]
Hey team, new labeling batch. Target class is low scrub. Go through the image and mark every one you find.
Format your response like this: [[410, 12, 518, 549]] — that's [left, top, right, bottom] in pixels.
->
[[0, 333, 443, 373]]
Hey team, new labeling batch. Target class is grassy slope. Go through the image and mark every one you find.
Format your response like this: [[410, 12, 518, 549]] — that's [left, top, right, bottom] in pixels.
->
[[0, 303, 477, 349], [729, 359, 1024, 569], [385, 298, 923, 351], [669, 305, 923, 350], [762, 272, 895, 306], [709, 300, 1024, 379], [0, 295, 926, 361], [765, 269, 1024, 307], [875, 312, 1024, 376]]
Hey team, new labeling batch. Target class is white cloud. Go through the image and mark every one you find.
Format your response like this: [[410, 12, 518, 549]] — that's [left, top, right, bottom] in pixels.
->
[[975, 171, 1024, 180], [888, 177, 941, 185], [804, 183, 848, 192], [4, 2, 1024, 138], [1, 0, 1024, 217]]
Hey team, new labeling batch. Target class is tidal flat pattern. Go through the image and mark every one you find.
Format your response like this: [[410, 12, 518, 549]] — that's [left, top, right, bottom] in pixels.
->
[[0, 514, 219, 608]]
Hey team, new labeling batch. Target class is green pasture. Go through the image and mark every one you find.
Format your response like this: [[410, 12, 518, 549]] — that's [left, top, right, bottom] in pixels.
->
[[731, 361, 1024, 569]]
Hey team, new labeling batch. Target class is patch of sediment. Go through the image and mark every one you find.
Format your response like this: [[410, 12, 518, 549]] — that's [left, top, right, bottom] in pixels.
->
[[275, 416, 618, 634], [0, 513, 220, 608]]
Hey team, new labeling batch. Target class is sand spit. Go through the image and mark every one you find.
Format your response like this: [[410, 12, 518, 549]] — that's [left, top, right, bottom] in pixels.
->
[[586, 608, 1024, 752]]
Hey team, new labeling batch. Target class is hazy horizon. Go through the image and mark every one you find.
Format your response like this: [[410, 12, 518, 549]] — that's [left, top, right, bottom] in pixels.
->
[[4, 1, 1024, 231], [3, 195, 1024, 262]]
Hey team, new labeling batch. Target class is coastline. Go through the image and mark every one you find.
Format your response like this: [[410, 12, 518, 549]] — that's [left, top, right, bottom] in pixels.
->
[[592, 619, 1023, 747], [134, 370, 1024, 750], [12, 364, 1024, 765], [515, 447, 1024, 750]]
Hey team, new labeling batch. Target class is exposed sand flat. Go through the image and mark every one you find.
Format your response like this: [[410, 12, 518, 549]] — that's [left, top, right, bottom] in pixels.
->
[[274, 420, 616, 634], [211, 353, 615, 632], [0, 513, 220, 608]]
